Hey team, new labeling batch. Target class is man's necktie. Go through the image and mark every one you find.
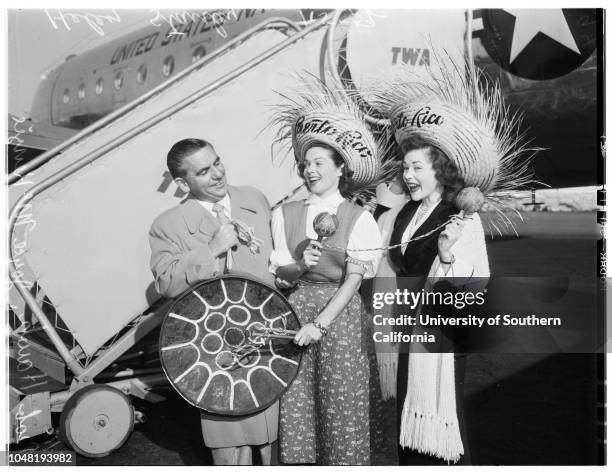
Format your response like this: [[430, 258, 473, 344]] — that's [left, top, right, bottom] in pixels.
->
[[212, 203, 233, 271]]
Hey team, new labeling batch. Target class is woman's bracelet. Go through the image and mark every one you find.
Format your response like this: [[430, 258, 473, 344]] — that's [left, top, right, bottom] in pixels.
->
[[440, 254, 455, 265], [313, 321, 328, 336]]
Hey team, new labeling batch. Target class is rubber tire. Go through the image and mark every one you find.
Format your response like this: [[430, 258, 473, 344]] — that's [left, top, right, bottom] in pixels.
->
[[59, 385, 134, 458]]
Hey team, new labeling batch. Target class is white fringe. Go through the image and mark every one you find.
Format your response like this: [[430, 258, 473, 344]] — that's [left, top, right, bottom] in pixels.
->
[[400, 408, 464, 463], [376, 351, 398, 401], [399, 352, 464, 463]]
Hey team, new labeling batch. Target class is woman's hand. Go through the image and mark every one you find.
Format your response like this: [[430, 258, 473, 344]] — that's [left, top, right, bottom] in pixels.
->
[[275, 240, 322, 284], [438, 216, 465, 260], [301, 240, 322, 269], [293, 322, 324, 346], [275, 277, 297, 290]]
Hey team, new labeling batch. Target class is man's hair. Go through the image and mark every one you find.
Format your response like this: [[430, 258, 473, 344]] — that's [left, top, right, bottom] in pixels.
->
[[167, 138, 213, 179]]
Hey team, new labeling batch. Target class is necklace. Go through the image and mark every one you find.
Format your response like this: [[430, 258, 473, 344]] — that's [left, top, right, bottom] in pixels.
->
[[415, 203, 429, 223]]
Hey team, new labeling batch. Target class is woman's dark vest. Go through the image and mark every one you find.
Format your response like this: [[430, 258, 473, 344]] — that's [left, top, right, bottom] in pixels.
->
[[282, 199, 364, 283], [388, 200, 458, 277]]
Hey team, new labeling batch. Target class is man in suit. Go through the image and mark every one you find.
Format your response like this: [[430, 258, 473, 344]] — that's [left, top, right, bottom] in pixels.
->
[[149, 138, 278, 465]]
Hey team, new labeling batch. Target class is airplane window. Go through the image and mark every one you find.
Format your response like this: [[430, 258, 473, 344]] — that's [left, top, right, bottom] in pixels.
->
[[96, 78, 103, 95], [114, 71, 124, 90], [62, 89, 70, 104], [192, 46, 207, 64], [78, 84, 86, 100], [137, 64, 147, 84], [162, 56, 175, 77]]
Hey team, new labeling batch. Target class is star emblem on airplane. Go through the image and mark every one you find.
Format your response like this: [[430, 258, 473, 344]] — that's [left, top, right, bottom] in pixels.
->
[[504, 10, 581, 63], [476, 9, 598, 80]]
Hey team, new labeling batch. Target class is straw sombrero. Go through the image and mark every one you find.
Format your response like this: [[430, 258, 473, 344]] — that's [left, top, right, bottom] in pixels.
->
[[270, 75, 396, 197], [368, 55, 539, 233], [389, 100, 499, 192]]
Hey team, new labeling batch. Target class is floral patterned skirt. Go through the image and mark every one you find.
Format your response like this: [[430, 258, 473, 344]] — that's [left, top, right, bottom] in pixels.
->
[[279, 280, 392, 465]]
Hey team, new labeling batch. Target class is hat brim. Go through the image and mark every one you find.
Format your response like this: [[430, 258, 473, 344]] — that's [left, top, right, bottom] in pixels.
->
[[292, 111, 380, 189], [391, 101, 498, 192]]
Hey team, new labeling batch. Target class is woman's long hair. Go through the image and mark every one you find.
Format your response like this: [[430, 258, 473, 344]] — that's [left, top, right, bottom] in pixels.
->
[[400, 135, 464, 203]]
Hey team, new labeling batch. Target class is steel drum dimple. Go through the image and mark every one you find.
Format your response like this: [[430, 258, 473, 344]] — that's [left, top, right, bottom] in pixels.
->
[[215, 351, 235, 370], [227, 306, 250, 325], [201, 333, 223, 354], [160, 275, 302, 416], [223, 327, 245, 347], [205, 312, 226, 332]]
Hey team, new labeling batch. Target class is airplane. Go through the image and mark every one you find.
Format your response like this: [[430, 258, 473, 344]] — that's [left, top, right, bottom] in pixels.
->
[[7, 8, 330, 173], [8, 8, 600, 189], [6, 9, 601, 457], [469, 9, 600, 189]]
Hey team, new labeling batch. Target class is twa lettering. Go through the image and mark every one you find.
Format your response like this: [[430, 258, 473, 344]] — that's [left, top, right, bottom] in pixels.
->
[[391, 47, 430, 66]]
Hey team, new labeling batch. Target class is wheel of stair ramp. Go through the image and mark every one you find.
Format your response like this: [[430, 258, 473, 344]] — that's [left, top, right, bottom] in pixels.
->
[[59, 385, 134, 458]]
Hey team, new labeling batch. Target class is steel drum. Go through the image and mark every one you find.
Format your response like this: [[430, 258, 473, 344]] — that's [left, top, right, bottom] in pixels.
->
[[159, 275, 302, 416]]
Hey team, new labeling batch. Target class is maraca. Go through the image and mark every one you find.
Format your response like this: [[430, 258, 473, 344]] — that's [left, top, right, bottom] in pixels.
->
[[313, 212, 339, 241], [455, 187, 485, 220], [438, 187, 483, 252]]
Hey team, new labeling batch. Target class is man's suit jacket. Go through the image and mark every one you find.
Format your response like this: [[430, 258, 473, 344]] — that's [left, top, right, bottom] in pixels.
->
[[149, 185, 278, 448], [149, 185, 274, 298]]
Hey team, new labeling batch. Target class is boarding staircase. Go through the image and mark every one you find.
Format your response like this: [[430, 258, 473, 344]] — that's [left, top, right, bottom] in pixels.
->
[[7, 11, 349, 454]]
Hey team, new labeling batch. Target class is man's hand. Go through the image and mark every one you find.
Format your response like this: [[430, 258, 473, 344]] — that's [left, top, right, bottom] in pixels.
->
[[301, 240, 322, 269], [209, 223, 239, 258]]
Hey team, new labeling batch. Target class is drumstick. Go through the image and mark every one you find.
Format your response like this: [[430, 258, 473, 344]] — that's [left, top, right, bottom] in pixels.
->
[[253, 332, 297, 339], [250, 327, 297, 336], [260, 334, 295, 340]]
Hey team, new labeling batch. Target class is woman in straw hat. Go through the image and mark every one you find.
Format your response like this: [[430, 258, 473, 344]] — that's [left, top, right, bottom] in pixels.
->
[[269, 78, 396, 465], [372, 59, 536, 464]]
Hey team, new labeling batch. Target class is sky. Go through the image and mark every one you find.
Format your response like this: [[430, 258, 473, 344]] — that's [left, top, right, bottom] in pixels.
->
[[8, 9, 150, 116]]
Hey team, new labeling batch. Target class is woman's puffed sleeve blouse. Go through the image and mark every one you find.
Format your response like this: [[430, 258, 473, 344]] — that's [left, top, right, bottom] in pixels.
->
[[269, 191, 383, 278], [428, 212, 490, 281]]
